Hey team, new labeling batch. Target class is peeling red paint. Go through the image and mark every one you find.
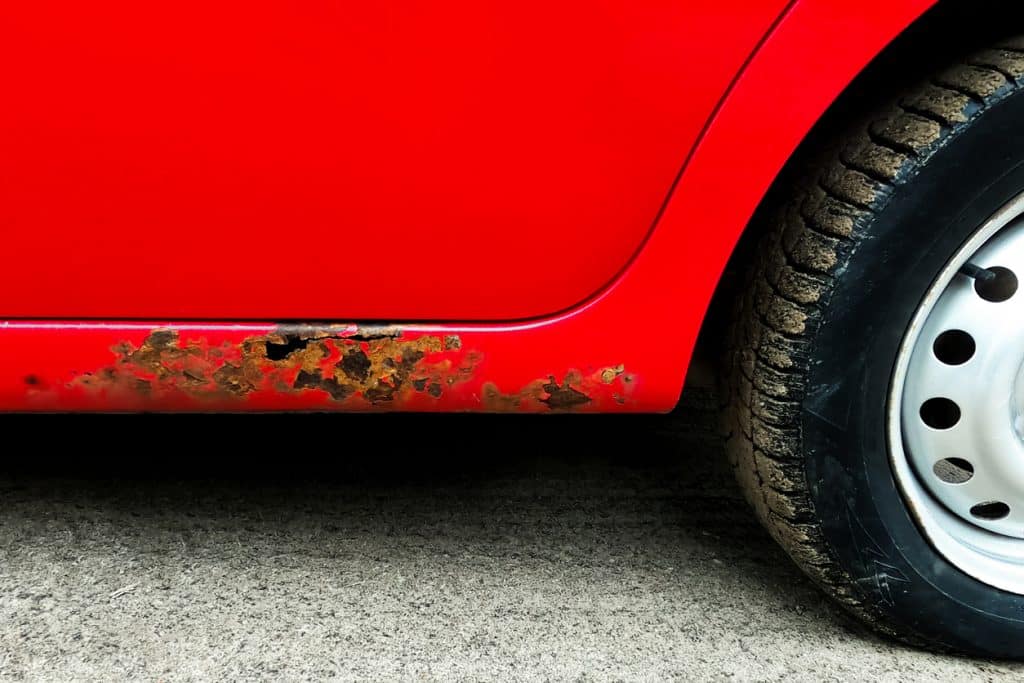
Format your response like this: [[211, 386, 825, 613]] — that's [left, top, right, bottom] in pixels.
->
[[63, 326, 484, 409], [18, 324, 635, 412], [482, 365, 636, 412]]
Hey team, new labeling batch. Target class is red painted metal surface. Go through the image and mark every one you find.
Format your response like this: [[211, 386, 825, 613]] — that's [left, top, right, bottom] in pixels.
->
[[0, 1, 786, 321], [2, 323, 640, 412], [0, 0, 938, 412]]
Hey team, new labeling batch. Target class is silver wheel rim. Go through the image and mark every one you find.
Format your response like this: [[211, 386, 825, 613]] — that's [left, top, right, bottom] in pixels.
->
[[889, 192, 1024, 595]]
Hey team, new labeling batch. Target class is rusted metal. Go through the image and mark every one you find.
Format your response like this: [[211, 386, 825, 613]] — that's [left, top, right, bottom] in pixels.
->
[[482, 366, 635, 412], [22, 324, 637, 412], [66, 326, 481, 409]]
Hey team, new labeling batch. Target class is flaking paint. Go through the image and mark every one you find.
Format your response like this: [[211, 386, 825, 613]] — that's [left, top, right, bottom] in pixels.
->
[[29, 325, 633, 412]]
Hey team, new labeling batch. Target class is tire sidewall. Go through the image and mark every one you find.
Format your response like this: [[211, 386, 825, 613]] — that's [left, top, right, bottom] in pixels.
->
[[804, 90, 1024, 657]]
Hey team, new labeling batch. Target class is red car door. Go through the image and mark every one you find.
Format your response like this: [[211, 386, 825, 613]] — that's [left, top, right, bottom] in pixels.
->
[[1, 2, 787, 321]]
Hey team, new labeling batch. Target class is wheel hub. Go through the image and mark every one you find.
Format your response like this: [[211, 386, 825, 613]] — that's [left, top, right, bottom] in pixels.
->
[[891, 194, 1024, 594]]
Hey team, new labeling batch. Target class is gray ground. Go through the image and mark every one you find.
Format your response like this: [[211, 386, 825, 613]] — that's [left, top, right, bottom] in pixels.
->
[[0, 391, 1021, 681]]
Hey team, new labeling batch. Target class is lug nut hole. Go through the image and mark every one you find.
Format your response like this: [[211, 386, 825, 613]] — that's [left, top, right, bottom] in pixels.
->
[[970, 501, 1011, 520], [933, 457, 974, 484], [920, 398, 961, 430], [932, 330, 976, 365]]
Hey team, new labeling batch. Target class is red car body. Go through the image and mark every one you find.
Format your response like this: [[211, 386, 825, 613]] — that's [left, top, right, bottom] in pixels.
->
[[1, 0, 936, 412]]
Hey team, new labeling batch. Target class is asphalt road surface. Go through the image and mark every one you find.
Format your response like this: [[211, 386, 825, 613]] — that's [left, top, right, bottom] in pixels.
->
[[1, 391, 1021, 680]]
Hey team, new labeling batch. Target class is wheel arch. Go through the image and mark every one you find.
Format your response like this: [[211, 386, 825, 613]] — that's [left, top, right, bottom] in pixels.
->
[[683, 0, 1024, 372]]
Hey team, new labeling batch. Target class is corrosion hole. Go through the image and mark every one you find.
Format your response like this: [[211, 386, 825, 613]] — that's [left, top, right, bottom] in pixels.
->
[[933, 458, 974, 484], [975, 266, 1018, 303], [920, 398, 961, 430], [970, 501, 1010, 521], [265, 335, 310, 360], [541, 380, 591, 409], [340, 349, 371, 382]]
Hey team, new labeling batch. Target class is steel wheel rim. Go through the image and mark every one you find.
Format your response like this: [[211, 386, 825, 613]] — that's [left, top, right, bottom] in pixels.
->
[[889, 191, 1024, 595]]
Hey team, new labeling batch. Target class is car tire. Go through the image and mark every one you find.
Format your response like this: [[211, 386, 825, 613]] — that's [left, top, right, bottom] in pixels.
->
[[724, 37, 1024, 657]]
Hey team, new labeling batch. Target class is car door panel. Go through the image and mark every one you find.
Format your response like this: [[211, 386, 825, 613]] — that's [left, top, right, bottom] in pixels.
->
[[1, 1, 787, 320]]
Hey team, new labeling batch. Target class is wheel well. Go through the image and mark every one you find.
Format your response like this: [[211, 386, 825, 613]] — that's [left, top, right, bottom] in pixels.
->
[[689, 0, 1024, 383]]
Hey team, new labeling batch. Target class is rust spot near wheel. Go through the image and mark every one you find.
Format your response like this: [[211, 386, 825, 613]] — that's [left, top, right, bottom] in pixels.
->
[[482, 365, 633, 412], [541, 377, 591, 408]]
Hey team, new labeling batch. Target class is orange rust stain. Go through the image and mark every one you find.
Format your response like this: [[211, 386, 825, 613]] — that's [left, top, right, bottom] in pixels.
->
[[56, 326, 632, 411], [68, 326, 479, 407], [599, 364, 625, 384], [482, 364, 634, 411]]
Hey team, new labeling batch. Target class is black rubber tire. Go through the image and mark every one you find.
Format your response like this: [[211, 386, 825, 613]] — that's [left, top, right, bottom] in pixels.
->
[[723, 37, 1024, 658]]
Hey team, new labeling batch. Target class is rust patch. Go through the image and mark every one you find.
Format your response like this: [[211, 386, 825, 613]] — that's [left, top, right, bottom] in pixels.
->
[[541, 377, 590, 408], [599, 364, 625, 384], [68, 326, 476, 407], [56, 325, 633, 412], [347, 324, 403, 340], [293, 368, 354, 401], [340, 347, 372, 382], [483, 365, 633, 412]]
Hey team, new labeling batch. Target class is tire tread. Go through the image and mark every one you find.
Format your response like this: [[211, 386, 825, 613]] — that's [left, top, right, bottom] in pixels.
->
[[723, 38, 1024, 648]]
